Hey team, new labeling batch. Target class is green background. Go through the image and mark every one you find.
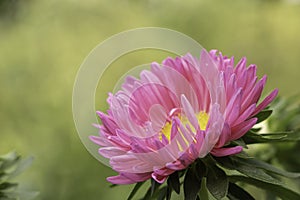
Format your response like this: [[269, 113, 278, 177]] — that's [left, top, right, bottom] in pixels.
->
[[1, 0, 300, 199]]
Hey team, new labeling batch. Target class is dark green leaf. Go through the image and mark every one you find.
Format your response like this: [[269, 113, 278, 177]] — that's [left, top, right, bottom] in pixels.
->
[[195, 159, 207, 179], [167, 171, 180, 194], [233, 151, 252, 159], [206, 165, 228, 200], [156, 186, 168, 200], [239, 163, 281, 184], [166, 185, 172, 200], [109, 184, 118, 188], [0, 172, 9, 183], [184, 166, 201, 200], [265, 191, 277, 200], [250, 127, 262, 133], [228, 175, 300, 200], [232, 156, 300, 178], [0, 182, 18, 190], [242, 130, 300, 144], [140, 186, 151, 200], [201, 155, 216, 166], [151, 179, 160, 197], [139, 179, 161, 200], [214, 156, 234, 169], [216, 156, 282, 185], [127, 181, 145, 200], [255, 110, 273, 123], [231, 138, 248, 149], [227, 182, 254, 200]]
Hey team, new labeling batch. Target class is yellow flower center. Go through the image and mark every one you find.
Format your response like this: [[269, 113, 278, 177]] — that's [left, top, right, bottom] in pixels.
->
[[159, 111, 209, 141]]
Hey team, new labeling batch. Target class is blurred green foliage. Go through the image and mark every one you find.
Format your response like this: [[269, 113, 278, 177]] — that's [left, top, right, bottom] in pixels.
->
[[0, 151, 37, 200], [0, 0, 300, 199], [267, 95, 300, 188]]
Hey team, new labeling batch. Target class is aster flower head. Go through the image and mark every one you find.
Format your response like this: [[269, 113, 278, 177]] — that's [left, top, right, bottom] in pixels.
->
[[90, 49, 278, 185]]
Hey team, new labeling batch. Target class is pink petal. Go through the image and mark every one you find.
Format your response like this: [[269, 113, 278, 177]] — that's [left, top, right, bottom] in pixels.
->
[[181, 95, 198, 130], [107, 172, 151, 185], [231, 118, 257, 141], [89, 135, 111, 146], [151, 172, 167, 184], [233, 103, 256, 127], [211, 146, 243, 157], [97, 111, 118, 135], [98, 147, 126, 158], [252, 89, 279, 116]]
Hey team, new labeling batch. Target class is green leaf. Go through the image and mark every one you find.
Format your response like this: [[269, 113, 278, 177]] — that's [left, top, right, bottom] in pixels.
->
[[167, 171, 180, 194], [9, 156, 33, 179], [232, 156, 300, 178], [0, 152, 20, 173], [127, 181, 145, 200], [139, 179, 161, 200], [219, 156, 282, 185], [140, 187, 151, 200], [195, 159, 207, 179], [250, 127, 262, 133], [255, 110, 273, 123], [150, 179, 160, 197], [233, 151, 252, 159], [231, 138, 248, 149], [109, 184, 118, 188], [0, 182, 18, 191], [184, 166, 201, 200], [0, 152, 18, 162], [156, 186, 168, 200], [198, 178, 209, 200], [227, 182, 254, 200], [228, 175, 300, 200], [166, 185, 172, 200], [206, 165, 228, 200], [0, 172, 9, 184], [242, 130, 300, 144]]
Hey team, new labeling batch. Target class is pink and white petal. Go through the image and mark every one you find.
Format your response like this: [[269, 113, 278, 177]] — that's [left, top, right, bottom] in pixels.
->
[[121, 76, 140, 94], [199, 50, 226, 108], [98, 147, 127, 158], [226, 74, 237, 102], [241, 76, 267, 110], [211, 146, 243, 157], [89, 135, 111, 147], [97, 111, 119, 135], [152, 65, 199, 111], [152, 172, 167, 184], [110, 154, 153, 173], [234, 57, 247, 77], [233, 103, 256, 127], [128, 83, 179, 123], [214, 122, 231, 148], [107, 172, 151, 185], [252, 89, 279, 117], [199, 103, 224, 157], [231, 118, 258, 141], [225, 88, 242, 125], [165, 160, 186, 171], [181, 95, 199, 130], [149, 104, 168, 133]]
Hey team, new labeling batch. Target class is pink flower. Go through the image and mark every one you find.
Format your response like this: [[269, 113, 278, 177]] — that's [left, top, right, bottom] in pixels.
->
[[90, 49, 278, 184]]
